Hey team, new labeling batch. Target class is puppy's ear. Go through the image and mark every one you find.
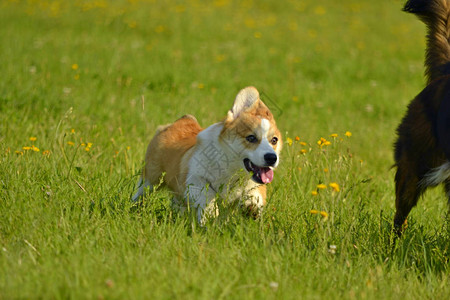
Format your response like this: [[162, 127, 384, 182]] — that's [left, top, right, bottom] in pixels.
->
[[227, 86, 260, 121]]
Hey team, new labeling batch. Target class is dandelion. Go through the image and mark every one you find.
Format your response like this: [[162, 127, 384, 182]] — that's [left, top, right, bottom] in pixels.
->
[[31, 146, 39, 152], [42, 150, 51, 156], [29, 137, 37, 142], [345, 131, 352, 137], [300, 141, 307, 146], [311, 190, 318, 196], [317, 184, 327, 190], [126, 146, 131, 150], [317, 137, 331, 147], [323, 168, 329, 173], [300, 149, 307, 154], [22, 146, 32, 151], [67, 141, 75, 146], [286, 137, 293, 146], [330, 133, 338, 138], [295, 136, 300, 141], [197, 83, 204, 89], [71, 129, 75, 134], [329, 182, 340, 192], [72, 64, 78, 70], [320, 211, 329, 219], [15, 151, 23, 155], [85, 142, 93, 152], [310, 209, 319, 214]]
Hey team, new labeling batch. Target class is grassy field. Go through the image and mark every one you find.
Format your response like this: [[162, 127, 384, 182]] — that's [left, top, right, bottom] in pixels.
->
[[0, 0, 449, 298]]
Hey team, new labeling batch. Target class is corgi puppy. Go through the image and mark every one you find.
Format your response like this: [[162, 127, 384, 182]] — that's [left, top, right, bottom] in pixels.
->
[[132, 87, 282, 224], [394, 0, 450, 235]]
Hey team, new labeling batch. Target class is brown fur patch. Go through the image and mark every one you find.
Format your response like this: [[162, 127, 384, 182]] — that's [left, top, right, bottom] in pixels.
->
[[143, 115, 202, 195]]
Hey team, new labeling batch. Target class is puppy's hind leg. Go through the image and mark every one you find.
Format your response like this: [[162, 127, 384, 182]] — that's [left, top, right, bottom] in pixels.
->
[[444, 178, 450, 214], [131, 177, 153, 202], [394, 161, 425, 235]]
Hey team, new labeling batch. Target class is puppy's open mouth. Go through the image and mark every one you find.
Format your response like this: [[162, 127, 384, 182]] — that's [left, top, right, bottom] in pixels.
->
[[243, 158, 274, 184]]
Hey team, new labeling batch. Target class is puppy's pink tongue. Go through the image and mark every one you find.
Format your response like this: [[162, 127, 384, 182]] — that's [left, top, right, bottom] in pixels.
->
[[260, 168, 274, 184]]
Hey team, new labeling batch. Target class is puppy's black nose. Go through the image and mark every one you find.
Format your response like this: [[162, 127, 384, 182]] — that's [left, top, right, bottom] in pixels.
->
[[264, 153, 277, 166]]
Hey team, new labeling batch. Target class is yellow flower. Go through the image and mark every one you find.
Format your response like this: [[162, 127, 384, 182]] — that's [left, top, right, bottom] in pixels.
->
[[87, 142, 93, 148], [15, 151, 23, 155], [317, 137, 330, 147], [126, 146, 131, 150], [300, 149, 307, 154], [330, 133, 338, 138], [85, 147, 90, 152], [295, 136, 300, 141], [22, 146, 32, 151], [300, 142, 307, 146], [67, 141, 75, 146], [74, 74, 80, 80], [292, 96, 299, 102], [197, 83, 204, 89], [31, 145, 39, 152], [317, 184, 327, 190], [311, 191, 318, 196], [323, 168, 329, 173], [72, 64, 78, 70], [29, 137, 37, 142], [310, 209, 319, 214], [320, 211, 329, 219], [254, 32, 262, 38], [81, 143, 86, 147], [329, 182, 340, 192], [42, 150, 51, 156], [345, 131, 352, 137], [71, 129, 75, 134], [286, 137, 293, 146]]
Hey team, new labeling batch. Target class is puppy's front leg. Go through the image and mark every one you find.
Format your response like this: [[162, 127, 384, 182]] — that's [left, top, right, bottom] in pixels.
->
[[185, 183, 218, 225], [244, 184, 267, 218]]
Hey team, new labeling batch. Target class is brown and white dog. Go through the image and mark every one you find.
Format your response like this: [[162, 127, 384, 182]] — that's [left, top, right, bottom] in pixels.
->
[[394, 0, 450, 234], [133, 87, 282, 224]]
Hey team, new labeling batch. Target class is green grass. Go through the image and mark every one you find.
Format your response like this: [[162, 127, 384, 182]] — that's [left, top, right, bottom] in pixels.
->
[[0, 0, 449, 299]]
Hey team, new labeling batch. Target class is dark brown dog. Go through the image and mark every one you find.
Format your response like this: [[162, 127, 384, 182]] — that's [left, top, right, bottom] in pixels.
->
[[394, 0, 450, 234]]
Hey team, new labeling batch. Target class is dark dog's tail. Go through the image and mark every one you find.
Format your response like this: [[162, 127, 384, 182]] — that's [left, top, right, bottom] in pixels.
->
[[404, 0, 450, 83]]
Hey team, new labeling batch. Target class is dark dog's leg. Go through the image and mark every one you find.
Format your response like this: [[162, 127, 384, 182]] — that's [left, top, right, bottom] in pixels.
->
[[394, 162, 424, 235], [444, 178, 450, 208]]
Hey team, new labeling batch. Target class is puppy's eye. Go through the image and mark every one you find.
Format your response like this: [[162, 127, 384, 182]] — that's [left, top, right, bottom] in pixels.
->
[[246, 135, 258, 143], [271, 137, 278, 145]]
